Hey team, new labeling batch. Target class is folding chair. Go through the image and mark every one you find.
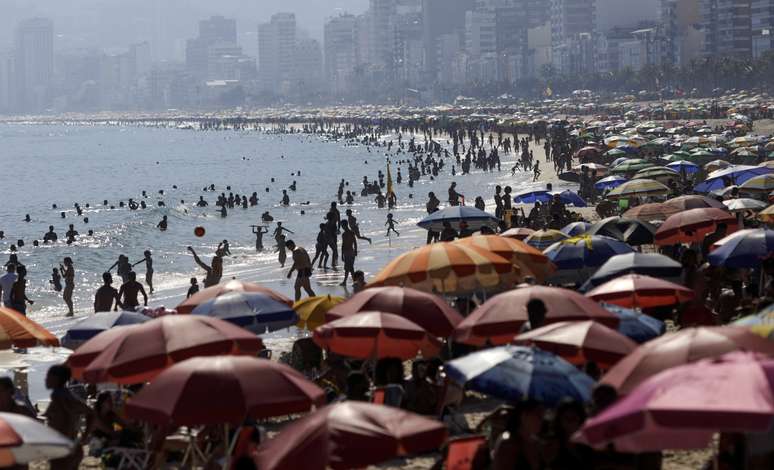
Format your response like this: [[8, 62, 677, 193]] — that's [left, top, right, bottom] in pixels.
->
[[103, 447, 152, 470], [444, 435, 488, 470]]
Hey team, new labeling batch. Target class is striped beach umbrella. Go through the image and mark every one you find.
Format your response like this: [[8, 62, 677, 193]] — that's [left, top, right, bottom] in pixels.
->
[[655, 207, 737, 245], [525, 229, 569, 250], [759, 205, 774, 223], [633, 167, 679, 182], [368, 242, 517, 295], [622, 202, 676, 222], [61, 311, 149, 349], [586, 274, 694, 309], [500, 227, 535, 240], [595, 175, 627, 191], [739, 174, 774, 193], [666, 160, 700, 174], [455, 235, 556, 282], [707, 229, 774, 269], [607, 179, 670, 199], [610, 159, 655, 175]]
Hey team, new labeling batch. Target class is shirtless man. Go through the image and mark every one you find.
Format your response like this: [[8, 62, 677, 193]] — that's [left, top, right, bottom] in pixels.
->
[[187, 247, 223, 287], [43, 226, 58, 243], [285, 240, 315, 301], [345, 209, 372, 244], [340, 221, 358, 286], [118, 271, 148, 310], [94, 273, 120, 312], [252, 225, 269, 251]]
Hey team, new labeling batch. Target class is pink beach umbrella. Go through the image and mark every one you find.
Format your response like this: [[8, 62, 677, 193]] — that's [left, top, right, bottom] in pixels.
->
[[579, 352, 774, 453]]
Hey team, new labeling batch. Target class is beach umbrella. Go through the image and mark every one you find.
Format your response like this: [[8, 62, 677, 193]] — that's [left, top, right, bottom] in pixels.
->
[[313, 312, 440, 360], [683, 136, 709, 147], [583, 253, 683, 290], [581, 352, 774, 452], [734, 305, 774, 330], [694, 165, 772, 193], [191, 291, 298, 334], [759, 204, 774, 223], [513, 190, 551, 204], [704, 159, 731, 172], [0, 307, 60, 349], [729, 135, 760, 147], [586, 274, 694, 309], [739, 173, 774, 193], [0, 412, 73, 465], [124, 356, 325, 426], [610, 159, 654, 175], [500, 227, 535, 240], [454, 235, 556, 282], [632, 166, 679, 183], [663, 194, 725, 212], [560, 221, 593, 237], [622, 202, 676, 222], [605, 135, 635, 148], [544, 235, 635, 271], [454, 286, 619, 346], [594, 175, 627, 191], [573, 163, 608, 175], [253, 402, 447, 470], [71, 316, 264, 384], [665, 160, 699, 174], [606, 149, 629, 159], [553, 190, 587, 207], [444, 346, 595, 405], [177, 279, 292, 314], [722, 198, 768, 212], [525, 229, 569, 250], [61, 311, 149, 349], [606, 179, 669, 199], [294, 295, 345, 331], [576, 146, 601, 159], [707, 229, 774, 269], [600, 326, 774, 394], [326, 286, 462, 338], [602, 304, 665, 344], [655, 207, 737, 245], [513, 321, 636, 367], [417, 206, 499, 232], [368, 242, 517, 295]]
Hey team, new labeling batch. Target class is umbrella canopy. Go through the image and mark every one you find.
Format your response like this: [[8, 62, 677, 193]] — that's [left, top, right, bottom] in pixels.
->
[[513, 190, 551, 204], [61, 311, 149, 349], [586, 274, 694, 309], [124, 356, 325, 426], [368, 242, 516, 295], [0, 412, 73, 466], [313, 312, 440, 360], [454, 286, 619, 346], [177, 279, 292, 314], [666, 160, 700, 174], [633, 166, 679, 183], [707, 228, 774, 268], [663, 195, 726, 212], [655, 207, 737, 245], [581, 352, 774, 453], [606, 179, 669, 199], [525, 229, 569, 250], [723, 198, 768, 212], [610, 160, 654, 175], [500, 227, 535, 240], [583, 253, 682, 289], [704, 159, 731, 172], [444, 346, 595, 405], [553, 190, 587, 207], [417, 206, 499, 232], [622, 202, 676, 222], [0, 307, 60, 349], [253, 402, 447, 470], [71, 316, 265, 384], [739, 173, 774, 193], [603, 304, 665, 344], [454, 235, 556, 282], [760, 204, 774, 223], [560, 221, 593, 237], [514, 321, 636, 367], [544, 235, 635, 271], [595, 175, 627, 191], [600, 326, 774, 394], [190, 291, 298, 333], [586, 217, 656, 245], [294, 295, 345, 331], [326, 286, 462, 338], [694, 165, 772, 193]]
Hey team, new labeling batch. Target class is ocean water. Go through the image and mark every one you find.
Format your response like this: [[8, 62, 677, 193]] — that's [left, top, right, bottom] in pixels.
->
[[0, 122, 555, 399]]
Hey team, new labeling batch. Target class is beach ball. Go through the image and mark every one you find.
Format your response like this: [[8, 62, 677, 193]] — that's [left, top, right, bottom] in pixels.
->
[[194, 226, 206, 237]]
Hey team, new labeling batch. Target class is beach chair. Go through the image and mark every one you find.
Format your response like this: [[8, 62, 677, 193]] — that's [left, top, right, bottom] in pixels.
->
[[444, 435, 488, 470], [102, 447, 152, 470]]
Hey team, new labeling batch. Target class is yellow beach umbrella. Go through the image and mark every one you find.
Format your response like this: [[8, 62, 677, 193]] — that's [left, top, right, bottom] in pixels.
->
[[758, 205, 774, 223], [294, 295, 345, 330], [525, 229, 570, 250], [607, 179, 670, 199], [454, 235, 557, 282], [739, 174, 774, 193]]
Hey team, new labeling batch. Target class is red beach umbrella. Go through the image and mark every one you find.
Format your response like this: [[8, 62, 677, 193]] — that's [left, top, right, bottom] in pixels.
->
[[253, 402, 447, 470], [513, 320, 637, 368], [600, 326, 774, 394], [177, 279, 292, 313], [326, 286, 463, 337], [313, 312, 441, 360], [655, 208, 737, 245], [454, 286, 619, 346], [124, 356, 324, 426], [586, 274, 694, 309], [0, 307, 59, 349], [71, 316, 264, 384]]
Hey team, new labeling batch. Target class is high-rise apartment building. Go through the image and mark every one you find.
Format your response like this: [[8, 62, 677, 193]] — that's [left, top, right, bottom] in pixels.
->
[[550, 0, 596, 74], [258, 13, 297, 94], [14, 18, 54, 112], [186, 16, 240, 80], [701, 0, 753, 56], [325, 14, 359, 94], [751, 0, 774, 57]]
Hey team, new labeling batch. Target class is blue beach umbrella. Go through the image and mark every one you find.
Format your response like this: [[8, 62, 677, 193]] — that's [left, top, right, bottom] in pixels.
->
[[543, 236, 635, 271], [61, 311, 149, 349], [444, 345, 595, 405], [694, 165, 772, 193], [707, 229, 774, 269], [513, 190, 551, 204], [191, 291, 298, 334], [554, 190, 587, 207], [595, 175, 627, 191], [666, 160, 700, 174], [560, 221, 593, 237], [582, 253, 683, 290], [601, 303, 666, 344], [417, 205, 499, 232]]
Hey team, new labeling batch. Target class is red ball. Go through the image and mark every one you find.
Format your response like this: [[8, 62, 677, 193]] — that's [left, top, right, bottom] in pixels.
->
[[194, 226, 206, 237]]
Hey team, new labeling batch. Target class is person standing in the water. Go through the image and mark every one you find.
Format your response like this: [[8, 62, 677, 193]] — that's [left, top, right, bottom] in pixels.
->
[[187, 247, 223, 287], [340, 221, 358, 286], [252, 225, 268, 251], [285, 240, 315, 301], [60, 257, 75, 316], [273, 222, 293, 250], [132, 250, 154, 294]]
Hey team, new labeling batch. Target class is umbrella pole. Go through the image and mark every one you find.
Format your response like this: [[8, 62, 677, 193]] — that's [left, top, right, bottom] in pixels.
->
[[223, 424, 238, 470]]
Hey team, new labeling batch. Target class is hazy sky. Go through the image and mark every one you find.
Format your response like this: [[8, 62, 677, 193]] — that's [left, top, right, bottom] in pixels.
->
[[0, 0, 369, 59]]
